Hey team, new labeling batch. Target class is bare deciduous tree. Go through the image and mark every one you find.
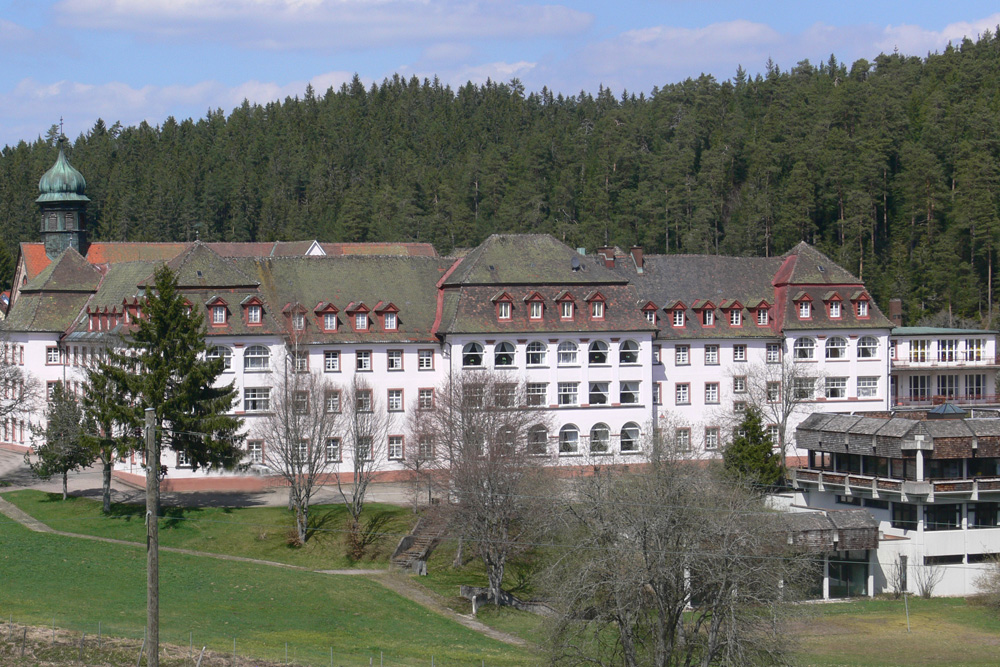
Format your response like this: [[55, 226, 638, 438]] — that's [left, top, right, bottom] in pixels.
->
[[422, 369, 552, 605], [336, 376, 394, 558], [548, 433, 807, 666], [255, 351, 343, 545], [0, 337, 40, 430]]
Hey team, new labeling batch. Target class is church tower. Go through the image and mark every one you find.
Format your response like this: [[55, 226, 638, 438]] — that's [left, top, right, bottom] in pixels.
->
[[37, 136, 89, 259]]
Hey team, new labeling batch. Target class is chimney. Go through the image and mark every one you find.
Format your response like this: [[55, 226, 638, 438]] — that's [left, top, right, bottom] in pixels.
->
[[597, 247, 616, 268], [629, 246, 644, 270], [889, 298, 903, 327]]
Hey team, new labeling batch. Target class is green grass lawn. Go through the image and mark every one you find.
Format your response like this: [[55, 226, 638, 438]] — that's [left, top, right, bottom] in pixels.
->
[[2, 489, 413, 570], [0, 516, 538, 666], [791, 596, 1000, 666]]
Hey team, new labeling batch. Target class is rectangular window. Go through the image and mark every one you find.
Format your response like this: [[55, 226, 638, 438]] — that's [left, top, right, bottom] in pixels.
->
[[591, 301, 604, 319], [675, 345, 689, 365], [729, 309, 741, 326], [757, 308, 769, 325], [46, 347, 61, 365], [355, 313, 368, 330], [530, 301, 543, 319], [247, 305, 262, 324], [705, 382, 719, 404], [292, 312, 305, 330], [557, 382, 578, 406], [967, 338, 985, 361], [767, 425, 780, 445], [704, 345, 718, 365], [589, 382, 609, 405], [418, 435, 434, 460], [418, 388, 434, 410], [244, 387, 270, 412], [383, 312, 397, 330], [46, 381, 58, 402], [653, 345, 661, 364], [825, 377, 847, 399], [325, 438, 341, 462], [705, 427, 720, 451], [857, 377, 878, 398], [526, 383, 547, 407], [620, 381, 639, 404], [357, 436, 373, 461], [793, 377, 815, 399], [653, 382, 661, 404], [388, 436, 404, 460], [734, 400, 746, 413], [213, 306, 226, 325], [247, 441, 263, 464], [672, 310, 685, 327], [702, 309, 714, 326], [798, 302, 811, 319], [176, 450, 191, 467], [675, 383, 690, 405], [829, 301, 841, 318], [766, 343, 781, 363], [356, 389, 373, 412], [292, 350, 308, 372], [937, 374, 958, 398], [938, 339, 958, 362], [910, 375, 929, 400], [560, 302, 573, 319], [356, 350, 371, 371], [494, 383, 516, 407], [325, 390, 341, 413], [645, 309, 656, 323], [733, 344, 746, 362], [418, 349, 434, 370], [766, 381, 781, 403], [292, 390, 309, 414], [324, 350, 340, 372], [856, 300, 869, 317], [323, 312, 337, 331], [387, 349, 403, 371], [498, 302, 512, 320], [676, 428, 691, 452], [387, 389, 403, 412], [910, 340, 928, 362], [891, 503, 917, 530], [733, 376, 746, 394], [924, 504, 961, 531], [967, 374, 986, 399]]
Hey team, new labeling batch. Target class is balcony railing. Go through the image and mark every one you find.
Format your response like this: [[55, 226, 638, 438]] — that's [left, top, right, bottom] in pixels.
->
[[892, 354, 998, 369], [791, 467, 1000, 497], [893, 394, 1000, 407]]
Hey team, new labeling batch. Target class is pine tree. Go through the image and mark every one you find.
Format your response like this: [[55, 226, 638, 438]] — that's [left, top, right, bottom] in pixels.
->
[[723, 407, 783, 489], [27, 382, 91, 500]]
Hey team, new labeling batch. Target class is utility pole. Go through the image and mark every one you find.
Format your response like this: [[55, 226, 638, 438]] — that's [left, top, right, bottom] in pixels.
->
[[145, 407, 158, 667]]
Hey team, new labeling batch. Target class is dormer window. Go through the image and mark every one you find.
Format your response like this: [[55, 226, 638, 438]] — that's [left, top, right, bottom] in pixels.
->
[[560, 301, 573, 320], [248, 305, 261, 324], [799, 302, 811, 319], [212, 306, 227, 325], [829, 301, 841, 318], [729, 309, 741, 326], [498, 302, 511, 320], [324, 313, 337, 331], [355, 313, 368, 330], [530, 301, 543, 319], [384, 312, 397, 330], [292, 312, 305, 330], [857, 301, 868, 317], [672, 310, 685, 327], [591, 301, 604, 319], [703, 309, 714, 326], [757, 308, 768, 326], [644, 309, 655, 324]]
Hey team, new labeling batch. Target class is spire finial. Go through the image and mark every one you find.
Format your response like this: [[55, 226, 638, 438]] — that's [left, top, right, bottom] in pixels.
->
[[59, 116, 64, 139]]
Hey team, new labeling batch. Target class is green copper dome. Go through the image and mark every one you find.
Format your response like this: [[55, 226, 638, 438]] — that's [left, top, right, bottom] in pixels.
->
[[36, 139, 90, 204]]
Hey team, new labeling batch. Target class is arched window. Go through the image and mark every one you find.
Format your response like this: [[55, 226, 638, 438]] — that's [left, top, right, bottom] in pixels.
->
[[207, 345, 232, 370], [526, 341, 546, 366], [858, 336, 879, 359], [559, 424, 579, 454], [527, 425, 548, 455], [589, 340, 609, 365], [557, 341, 578, 365], [590, 423, 610, 453], [462, 342, 484, 367], [244, 345, 270, 370], [494, 342, 515, 367], [826, 337, 847, 360], [619, 340, 639, 364], [793, 338, 815, 360], [620, 423, 640, 452]]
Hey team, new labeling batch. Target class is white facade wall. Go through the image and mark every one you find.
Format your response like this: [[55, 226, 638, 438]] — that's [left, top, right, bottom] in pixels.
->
[[891, 332, 999, 406]]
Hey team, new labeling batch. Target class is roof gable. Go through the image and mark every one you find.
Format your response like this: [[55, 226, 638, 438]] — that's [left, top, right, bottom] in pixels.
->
[[22, 248, 101, 293], [162, 242, 258, 289]]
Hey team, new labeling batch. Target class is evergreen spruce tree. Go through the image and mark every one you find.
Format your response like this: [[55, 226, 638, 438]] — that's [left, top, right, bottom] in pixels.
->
[[27, 382, 90, 500], [723, 407, 784, 489]]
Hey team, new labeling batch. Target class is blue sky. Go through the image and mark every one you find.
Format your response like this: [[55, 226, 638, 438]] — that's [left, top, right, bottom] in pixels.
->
[[1, 1, 999, 148]]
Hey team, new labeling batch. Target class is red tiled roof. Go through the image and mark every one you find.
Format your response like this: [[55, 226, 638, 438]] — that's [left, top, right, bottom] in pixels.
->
[[85, 242, 190, 265], [21, 244, 51, 280]]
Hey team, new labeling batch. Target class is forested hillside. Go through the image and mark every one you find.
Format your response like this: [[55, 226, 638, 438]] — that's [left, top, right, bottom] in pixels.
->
[[2, 32, 1000, 325]]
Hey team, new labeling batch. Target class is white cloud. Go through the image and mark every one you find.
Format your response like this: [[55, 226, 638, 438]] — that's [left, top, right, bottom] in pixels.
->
[[0, 71, 358, 148], [877, 13, 1000, 55], [55, 0, 592, 49]]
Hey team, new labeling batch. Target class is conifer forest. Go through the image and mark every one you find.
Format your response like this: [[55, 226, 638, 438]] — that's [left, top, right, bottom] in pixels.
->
[[2, 33, 1000, 325]]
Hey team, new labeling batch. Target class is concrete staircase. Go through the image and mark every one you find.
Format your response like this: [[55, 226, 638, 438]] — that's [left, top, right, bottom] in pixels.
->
[[391, 511, 449, 573]]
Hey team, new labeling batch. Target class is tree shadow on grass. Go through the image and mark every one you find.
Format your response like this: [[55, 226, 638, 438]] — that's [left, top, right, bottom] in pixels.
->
[[304, 508, 342, 544]]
